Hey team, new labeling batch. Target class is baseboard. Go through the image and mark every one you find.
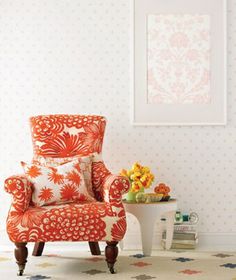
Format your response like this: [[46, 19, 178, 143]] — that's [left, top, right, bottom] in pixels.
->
[[1, 229, 235, 252], [197, 232, 236, 251]]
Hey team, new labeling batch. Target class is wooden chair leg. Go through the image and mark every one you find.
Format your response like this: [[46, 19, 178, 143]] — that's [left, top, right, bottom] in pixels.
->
[[105, 241, 118, 274], [32, 242, 45, 256], [88, 242, 101, 255], [15, 242, 28, 276]]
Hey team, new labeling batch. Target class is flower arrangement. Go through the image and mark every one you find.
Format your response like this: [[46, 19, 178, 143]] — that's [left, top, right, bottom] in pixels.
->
[[120, 162, 155, 193], [154, 183, 170, 196], [154, 183, 171, 201]]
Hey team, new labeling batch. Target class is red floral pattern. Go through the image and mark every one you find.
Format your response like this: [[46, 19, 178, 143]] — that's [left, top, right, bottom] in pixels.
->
[[103, 174, 130, 203], [4, 175, 32, 213], [38, 187, 54, 203], [40, 132, 88, 158], [80, 122, 106, 153], [92, 161, 111, 201], [30, 116, 64, 141], [9, 207, 45, 228], [111, 217, 126, 241], [5, 115, 130, 243], [6, 202, 127, 242], [30, 115, 106, 158]]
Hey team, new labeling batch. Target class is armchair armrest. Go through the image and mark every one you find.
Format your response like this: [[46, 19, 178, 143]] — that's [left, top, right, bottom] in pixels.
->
[[92, 161, 130, 203], [4, 175, 32, 213], [103, 174, 130, 203]]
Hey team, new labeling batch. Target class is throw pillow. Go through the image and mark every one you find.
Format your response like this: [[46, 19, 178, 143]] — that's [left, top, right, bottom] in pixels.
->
[[32, 155, 95, 199], [21, 159, 95, 206]]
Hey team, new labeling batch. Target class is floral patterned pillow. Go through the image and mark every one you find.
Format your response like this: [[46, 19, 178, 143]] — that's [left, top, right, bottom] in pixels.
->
[[21, 160, 96, 207], [32, 154, 95, 199]]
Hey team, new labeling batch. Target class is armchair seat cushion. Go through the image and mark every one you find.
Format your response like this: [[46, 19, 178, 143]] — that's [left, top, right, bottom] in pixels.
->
[[6, 201, 126, 243]]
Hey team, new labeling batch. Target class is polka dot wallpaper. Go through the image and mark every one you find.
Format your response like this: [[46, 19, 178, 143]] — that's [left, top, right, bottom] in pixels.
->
[[0, 0, 235, 242]]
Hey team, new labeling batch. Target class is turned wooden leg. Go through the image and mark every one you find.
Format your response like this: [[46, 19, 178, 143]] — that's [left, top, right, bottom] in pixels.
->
[[32, 242, 45, 256], [15, 242, 28, 276], [105, 241, 118, 274], [88, 242, 101, 255]]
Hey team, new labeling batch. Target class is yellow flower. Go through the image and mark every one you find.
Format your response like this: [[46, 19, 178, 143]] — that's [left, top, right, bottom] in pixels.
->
[[123, 162, 155, 192], [142, 166, 150, 173], [140, 175, 147, 183], [131, 182, 141, 193], [142, 182, 149, 188], [127, 170, 133, 178], [120, 169, 128, 177], [130, 172, 142, 181], [138, 181, 143, 187], [147, 179, 153, 187], [132, 162, 142, 172]]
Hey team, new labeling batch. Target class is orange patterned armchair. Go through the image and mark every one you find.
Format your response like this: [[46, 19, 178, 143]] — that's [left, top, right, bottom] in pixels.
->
[[4, 115, 130, 276]]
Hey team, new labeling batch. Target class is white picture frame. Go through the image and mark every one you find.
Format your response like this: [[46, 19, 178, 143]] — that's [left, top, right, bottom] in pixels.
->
[[131, 0, 227, 126]]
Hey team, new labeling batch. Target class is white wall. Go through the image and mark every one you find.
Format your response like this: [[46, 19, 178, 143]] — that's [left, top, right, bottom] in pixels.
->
[[0, 0, 236, 248]]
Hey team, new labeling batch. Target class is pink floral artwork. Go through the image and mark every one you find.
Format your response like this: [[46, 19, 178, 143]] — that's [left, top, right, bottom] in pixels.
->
[[147, 15, 211, 104]]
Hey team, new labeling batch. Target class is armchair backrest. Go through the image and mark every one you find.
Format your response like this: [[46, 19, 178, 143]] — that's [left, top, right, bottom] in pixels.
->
[[30, 114, 106, 158]]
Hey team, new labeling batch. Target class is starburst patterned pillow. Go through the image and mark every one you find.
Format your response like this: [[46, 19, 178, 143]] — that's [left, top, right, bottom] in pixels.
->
[[21, 160, 96, 206], [32, 154, 95, 199]]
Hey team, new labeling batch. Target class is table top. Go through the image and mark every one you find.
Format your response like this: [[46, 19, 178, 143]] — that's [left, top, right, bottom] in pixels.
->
[[122, 199, 177, 205]]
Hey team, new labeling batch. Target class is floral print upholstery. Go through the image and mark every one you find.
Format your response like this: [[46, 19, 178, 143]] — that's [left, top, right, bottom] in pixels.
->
[[5, 175, 32, 213], [30, 115, 106, 158], [6, 202, 127, 243], [5, 115, 130, 242]]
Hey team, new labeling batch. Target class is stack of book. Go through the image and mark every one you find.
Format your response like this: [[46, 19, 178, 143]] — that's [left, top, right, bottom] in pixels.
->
[[161, 223, 198, 249]]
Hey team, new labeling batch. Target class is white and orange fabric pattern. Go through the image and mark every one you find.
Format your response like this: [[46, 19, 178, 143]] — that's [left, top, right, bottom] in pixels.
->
[[21, 159, 95, 206], [4, 115, 130, 276], [33, 154, 94, 195]]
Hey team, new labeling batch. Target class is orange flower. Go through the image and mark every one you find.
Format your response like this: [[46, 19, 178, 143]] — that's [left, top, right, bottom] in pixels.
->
[[80, 122, 105, 153], [66, 171, 81, 185], [26, 165, 42, 178], [154, 183, 170, 195], [9, 207, 45, 228], [38, 187, 54, 202], [60, 184, 79, 201], [131, 182, 142, 193], [120, 169, 128, 177], [40, 132, 88, 157], [30, 116, 64, 141], [48, 169, 64, 184], [111, 217, 126, 240]]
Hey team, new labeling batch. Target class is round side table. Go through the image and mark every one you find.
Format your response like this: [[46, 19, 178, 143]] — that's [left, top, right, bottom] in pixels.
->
[[121, 199, 177, 256]]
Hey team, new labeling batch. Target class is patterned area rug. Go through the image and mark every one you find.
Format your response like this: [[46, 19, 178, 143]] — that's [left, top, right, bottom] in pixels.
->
[[0, 249, 236, 280]]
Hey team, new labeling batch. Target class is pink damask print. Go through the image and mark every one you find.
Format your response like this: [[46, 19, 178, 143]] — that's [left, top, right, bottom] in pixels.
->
[[147, 14, 211, 104]]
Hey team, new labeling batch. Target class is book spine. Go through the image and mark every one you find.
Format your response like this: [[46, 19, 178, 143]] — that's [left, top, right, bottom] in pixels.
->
[[174, 225, 197, 232], [161, 240, 196, 249], [162, 238, 198, 245], [162, 231, 197, 240], [171, 243, 196, 249]]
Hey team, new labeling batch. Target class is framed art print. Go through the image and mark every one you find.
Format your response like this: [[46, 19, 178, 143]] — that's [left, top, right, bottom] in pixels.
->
[[131, 0, 227, 125]]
